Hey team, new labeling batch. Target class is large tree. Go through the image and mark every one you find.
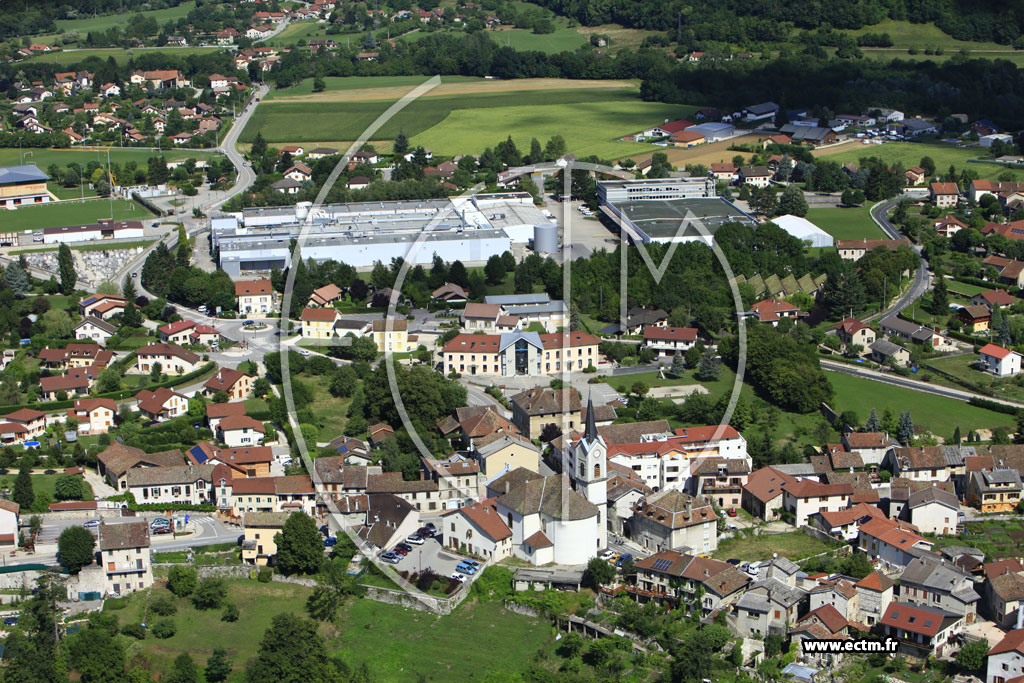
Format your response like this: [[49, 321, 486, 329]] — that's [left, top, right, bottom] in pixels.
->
[[67, 624, 125, 682], [204, 648, 232, 682], [274, 511, 324, 575], [57, 242, 77, 294], [57, 525, 96, 574], [245, 614, 338, 683], [306, 557, 364, 622], [13, 463, 33, 510]]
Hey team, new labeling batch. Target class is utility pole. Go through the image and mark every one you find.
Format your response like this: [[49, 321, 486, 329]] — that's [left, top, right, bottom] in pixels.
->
[[107, 146, 114, 220]]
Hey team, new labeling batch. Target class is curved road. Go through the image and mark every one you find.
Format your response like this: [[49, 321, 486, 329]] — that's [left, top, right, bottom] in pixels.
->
[[867, 192, 930, 319], [206, 83, 267, 213]]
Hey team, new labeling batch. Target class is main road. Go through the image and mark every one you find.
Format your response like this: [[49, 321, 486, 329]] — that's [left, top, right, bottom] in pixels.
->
[[867, 192, 930, 320]]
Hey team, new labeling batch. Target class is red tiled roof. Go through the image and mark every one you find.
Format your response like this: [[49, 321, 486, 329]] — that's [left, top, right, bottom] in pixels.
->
[[235, 280, 272, 296], [881, 602, 958, 637], [456, 498, 511, 541], [930, 181, 959, 195], [980, 343, 1015, 360], [643, 326, 697, 342], [300, 307, 337, 322]]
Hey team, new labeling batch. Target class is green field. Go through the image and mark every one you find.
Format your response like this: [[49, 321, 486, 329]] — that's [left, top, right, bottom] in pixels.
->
[[1, 199, 153, 231], [247, 84, 687, 158], [0, 147, 215, 171], [36, 2, 197, 43], [118, 580, 553, 681], [487, 27, 588, 53], [803, 206, 884, 241], [844, 19, 1016, 52], [263, 75, 486, 99], [818, 142, 1009, 181], [25, 46, 220, 66], [713, 530, 837, 562], [826, 369, 1016, 435], [0, 473, 94, 504]]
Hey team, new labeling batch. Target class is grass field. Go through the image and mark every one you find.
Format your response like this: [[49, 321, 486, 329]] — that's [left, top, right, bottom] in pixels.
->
[[826, 369, 1016, 435], [0, 147, 215, 171], [804, 206, 884, 241], [488, 26, 588, 53], [843, 19, 1015, 52], [25, 46, 219, 66], [713, 530, 837, 562], [816, 141, 1008, 180], [247, 81, 690, 159], [119, 580, 553, 681], [35, 2, 197, 44], [266, 19, 328, 47], [304, 374, 352, 442], [263, 75, 487, 100], [0, 473, 94, 503], [1, 199, 152, 231]]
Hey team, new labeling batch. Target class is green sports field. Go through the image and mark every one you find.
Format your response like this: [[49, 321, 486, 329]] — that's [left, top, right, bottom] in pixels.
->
[[1, 198, 153, 231], [246, 79, 695, 159], [804, 206, 884, 241], [0, 147, 216, 171]]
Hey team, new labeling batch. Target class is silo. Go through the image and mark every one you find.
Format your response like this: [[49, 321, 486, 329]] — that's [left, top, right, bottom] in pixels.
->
[[534, 223, 558, 254], [295, 201, 313, 221]]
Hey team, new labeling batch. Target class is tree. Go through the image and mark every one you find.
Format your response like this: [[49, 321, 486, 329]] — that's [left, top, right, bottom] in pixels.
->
[[306, 557, 364, 622], [695, 350, 722, 381], [583, 556, 616, 588], [392, 131, 409, 157], [205, 648, 232, 682], [865, 407, 881, 432], [58, 245, 77, 295], [54, 474, 83, 500], [121, 301, 142, 328], [448, 260, 469, 288], [57, 525, 95, 573], [930, 275, 949, 314], [190, 577, 227, 610], [13, 464, 33, 509], [5, 262, 29, 297], [68, 624, 126, 682], [274, 511, 323, 575], [165, 653, 199, 683], [897, 410, 915, 445], [484, 254, 506, 285], [667, 351, 685, 378], [920, 155, 936, 177], [245, 614, 337, 683], [167, 565, 197, 597], [956, 638, 988, 671], [778, 184, 808, 217]]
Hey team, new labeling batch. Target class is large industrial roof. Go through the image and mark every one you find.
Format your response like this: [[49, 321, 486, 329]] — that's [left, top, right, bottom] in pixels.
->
[[0, 164, 48, 185]]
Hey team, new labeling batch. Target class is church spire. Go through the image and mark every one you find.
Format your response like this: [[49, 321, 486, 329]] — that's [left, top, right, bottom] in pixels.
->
[[585, 392, 597, 443]]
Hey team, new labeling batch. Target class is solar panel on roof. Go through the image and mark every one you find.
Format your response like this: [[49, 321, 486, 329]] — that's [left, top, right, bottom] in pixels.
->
[[651, 558, 673, 571]]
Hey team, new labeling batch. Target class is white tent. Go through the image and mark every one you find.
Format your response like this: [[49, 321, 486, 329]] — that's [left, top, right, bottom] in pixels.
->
[[770, 214, 835, 248]]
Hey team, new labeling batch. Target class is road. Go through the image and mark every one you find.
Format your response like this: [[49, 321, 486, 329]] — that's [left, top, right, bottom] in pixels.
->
[[206, 83, 267, 213], [868, 193, 930, 319]]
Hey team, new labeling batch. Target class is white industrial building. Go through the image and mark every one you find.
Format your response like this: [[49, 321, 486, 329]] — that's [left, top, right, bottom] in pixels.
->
[[211, 193, 555, 275], [43, 219, 146, 245], [769, 214, 835, 248]]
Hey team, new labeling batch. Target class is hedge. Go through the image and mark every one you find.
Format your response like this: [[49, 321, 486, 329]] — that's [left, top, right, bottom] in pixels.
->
[[954, 276, 1006, 291], [967, 396, 1022, 415], [131, 192, 165, 217]]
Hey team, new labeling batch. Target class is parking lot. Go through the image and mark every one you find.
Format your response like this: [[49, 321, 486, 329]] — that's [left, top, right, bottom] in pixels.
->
[[388, 537, 473, 579]]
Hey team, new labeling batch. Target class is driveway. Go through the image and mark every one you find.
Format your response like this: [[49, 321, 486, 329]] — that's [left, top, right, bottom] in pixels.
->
[[389, 537, 470, 578], [83, 469, 117, 498]]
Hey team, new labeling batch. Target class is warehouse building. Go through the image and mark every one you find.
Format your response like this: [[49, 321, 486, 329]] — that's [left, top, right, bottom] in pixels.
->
[[43, 219, 145, 245], [0, 164, 51, 207], [768, 214, 834, 248], [210, 194, 553, 275]]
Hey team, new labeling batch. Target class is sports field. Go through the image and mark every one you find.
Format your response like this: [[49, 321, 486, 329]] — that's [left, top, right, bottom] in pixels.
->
[[245, 78, 694, 159], [1, 198, 153, 231], [815, 141, 1012, 180], [0, 147, 215, 170]]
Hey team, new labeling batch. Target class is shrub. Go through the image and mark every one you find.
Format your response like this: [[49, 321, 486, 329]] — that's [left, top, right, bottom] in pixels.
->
[[190, 577, 227, 610], [122, 623, 147, 639], [151, 619, 176, 639], [167, 565, 197, 597], [104, 596, 128, 610], [149, 595, 177, 616], [258, 567, 273, 583], [221, 603, 239, 622]]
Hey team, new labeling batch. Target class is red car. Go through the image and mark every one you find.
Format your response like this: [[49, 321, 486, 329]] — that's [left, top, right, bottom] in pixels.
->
[[726, 508, 738, 517], [153, 526, 172, 534]]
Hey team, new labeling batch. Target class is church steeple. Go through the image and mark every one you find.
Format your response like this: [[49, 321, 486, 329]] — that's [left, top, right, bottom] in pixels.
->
[[584, 392, 598, 443]]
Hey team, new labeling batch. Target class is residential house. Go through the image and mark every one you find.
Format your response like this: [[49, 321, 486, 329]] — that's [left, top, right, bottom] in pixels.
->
[[985, 560, 1024, 629], [78, 294, 127, 320], [68, 398, 116, 434], [835, 318, 876, 349], [441, 497, 513, 561], [431, 282, 468, 303], [899, 557, 979, 623], [837, 240, 913, 261], [509, 387, 581, 440], [842, 431, 898, 467], [857, 517, 934, 570], [738, 166, 772, 188], [742, 466, 798, 521], [203, 368, 254, 401], [930, 182, 960, 208], [440, 331, 599, 377], [709, 163, 737, 182], [632, 550, 750, 616], [748, 298, 805, 325], [810, 502, 886, 541], [216, 415, 266, 448], [198, 446, 273, 479], [308, 283, 342, 308], [879, 316, 946, 347], [972, 289, 1015, 311], [0, 500, 18, 547], [96, 442, 184, 491], [205, 402, 246, 431], [958, 305, 991, 333], [241, 511, 289, 565], [2, 408, 46, 439], [854, 571, 896, 627], [126, 464, 218, 506], [371, 319, 410, 353], [74, 317, 116, 345], [689, 457, 750, 509], [870, 339, 911, 366], [134, 388, 188, 422], [356, 494, 420, 551], [967, 468, 1023, 513], [979, 344, 1022, 377], [734, 578, 807, 638], [300, 307, 338, 338], [642, 326, 698, 356], [235, 280, 274, 316], [905, 487, 960, 534], [97, 521, 151, 596], [231, 475, 317, 516], [880, 601, 963, 658], [39, 373, 91, 401], [631, 490, 718, 554], [134, 344, 201, 375], [475, 432, 541, 479], [987, 629, 1024, 683], [781, 479, 852, 527]]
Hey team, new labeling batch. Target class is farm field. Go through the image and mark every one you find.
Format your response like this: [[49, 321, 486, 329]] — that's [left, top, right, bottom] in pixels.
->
[[25, 46, 219, 65], [34, 2, 197, 44], [826, 369, 1016, 435], [263, 75, 488, 99], [265, 19, 328, 47], [1, 198, 153, 231], [627, 134, 764, 169], [816, 141, 1011, 181], [0, 148, 214, 170], [118, 580, 553, 681], [574, 24, 665, 53], [804, 206, 884, 241], [246, 80, 692, 159]]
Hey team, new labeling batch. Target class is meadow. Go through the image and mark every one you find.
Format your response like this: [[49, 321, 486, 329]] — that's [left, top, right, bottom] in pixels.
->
[[804, 206, 884, 241], [1, 198, 153, 231], [117, 580, 554, 681], [35, 2, 197, 44], [25, 46, 219, 66], [247, 81, 693, 159], [487, 26, 588, 53], [816, 141, 1011, 181], [0, 147, 215, 171], [843, 19, 1017, 52]]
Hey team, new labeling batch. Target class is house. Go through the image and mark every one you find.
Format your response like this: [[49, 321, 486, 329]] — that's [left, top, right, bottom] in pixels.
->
[[68, 398, 116, 434], [781, 479, 852, 527], [791, 605, 853, 667], [271, 178, 302, 195], [39, 373, 91, 401], [631, 490, 718, 554], [972, 289, 1015, 311], [734, 577, 807, 637], [878, 316, 945, 347], [308, 283, 342, 308], [368, 423, 395, 446], [886, 446, 959, 482], [930, 182, 960, 208], [744, 102, 779, 121], [709, 163, 738, 182], [870, 339, 911, 367], [857, 517, 933, 570], [967, 468, 1023, 513], [96, 442, 184, 490], [880, 602, 963, 658], [904, 487, 958, 536], [748, 298, 804, 325], [742, 466, 798, 521], [475, 433, 541, 479], [835, 318, 876, 349], [371, 319, 410, 353], [836, 239, 912, 261], [810, 502, 886, 541], [987, 629, 1024, 683], [306, 147, 338, 159], [689, 457, 750, 509], [205, 402, 247, 430], [979, 343, 1022, 377], [431, 282, 468, 303], [78, 294, 127, 320], [97, 521, 152, 596], [135, 344, 201, 375], [855, 571, 896, 628], [899, 557, 979, 623], [983, 221, 1024, 243], [778, 124, 837, 146], [216, 415, 266, 448], [74, 317, 116, 345], [671, 130, 704, 147], [738, 166, 772, 188], [641, 119, 695, 138], [2, 408, 47, 439], [642, 326, 698, 356], [126, 464, 218, 506], [905, 167, 927, 186], [203, 368, 254, 401], [300, 307, 338, 338], [934, 215, 966, 237], [0, 500, 18, 547], [235, 280, 274, 316], [134, 388, 188, 422], [440, 331, 599, 377], [231, 475, 316, 516], [241, 512, 290, 565], [356, 494, 420, 551], [632, 550, 750, 616], [441, 497, 513, 561], [196, 446, 273, 478], [958, 304, 991, 333]]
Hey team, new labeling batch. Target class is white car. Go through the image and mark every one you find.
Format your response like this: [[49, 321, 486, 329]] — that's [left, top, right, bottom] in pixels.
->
[[299, 349, 311, 357], [450, 572, 466, 582], [82, 520, 100, 528], [406, 535, 425, 545], [598, 549, 616, 561]]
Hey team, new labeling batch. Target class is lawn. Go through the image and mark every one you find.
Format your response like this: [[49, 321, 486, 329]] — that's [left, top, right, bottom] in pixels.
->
[[119, 581, 553, 681], [804, 206, 884, 241], [246, 82, 690, 159], [816, 141, 1006, 180], [713, 530, 838, 563], [0, 147, 216, 171], [0, 473, 94, 504], [488, 27, 588, 53], [263, 75, 485, 100], [0, 198, 153, 231], [946, 279, 992, 297], [37, 2, 197, 42], [826, 368, 1017, 435], [25, 46, 220, 66], [923, 353, 1024, 404], [302, 374, 352, 443]]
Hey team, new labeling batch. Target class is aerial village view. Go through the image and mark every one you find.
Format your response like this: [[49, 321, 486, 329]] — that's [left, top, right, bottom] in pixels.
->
[[8, 0, 1024, 681]]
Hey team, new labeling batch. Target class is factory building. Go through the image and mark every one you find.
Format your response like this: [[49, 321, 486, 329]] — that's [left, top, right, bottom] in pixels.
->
[[210, 193, 555, 276]]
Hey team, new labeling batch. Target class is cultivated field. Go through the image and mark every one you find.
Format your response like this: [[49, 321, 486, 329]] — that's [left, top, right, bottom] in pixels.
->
[[0, 147, 215, 170], [1, 199, 153, 231], [627, 134, 764, 169], [246, 79, 695, 159]]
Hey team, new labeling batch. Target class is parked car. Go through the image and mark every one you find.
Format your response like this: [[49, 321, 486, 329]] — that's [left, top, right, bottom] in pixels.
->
[[450, 572, 466, 582], [299, 349, 311, 357], [726, 558, 741, 565], [456, 562, 477, 575], [392, 545, 408, 556], [380, 553, 400, 564], [726, 508, 737, 517], [153, 527, 172, 535], [396, 543, 413, 553], [614, 554, 633, 567], [323, 537, 337, 547], [82, 520, 100, 528], [406, 535, 425, 545], [598, 550, 616, 561]]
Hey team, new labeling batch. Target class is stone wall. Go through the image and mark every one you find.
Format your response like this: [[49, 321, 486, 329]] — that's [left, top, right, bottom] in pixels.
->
[[361, 584, 467, 615]]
